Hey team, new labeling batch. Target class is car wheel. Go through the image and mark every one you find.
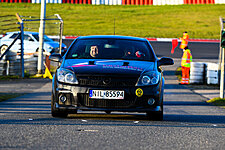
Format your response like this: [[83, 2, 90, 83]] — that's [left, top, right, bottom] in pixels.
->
[[146, 104, 163, 121], [51, 94, 68, 118], [0, 45, 8, 55]]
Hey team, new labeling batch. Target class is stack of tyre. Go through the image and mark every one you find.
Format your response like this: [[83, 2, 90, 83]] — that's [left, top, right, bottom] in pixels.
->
[[190, 62, 219, 84], [206, 63, 219, 84], [190, 62, 205, 84], [0, 45, 17, 61]]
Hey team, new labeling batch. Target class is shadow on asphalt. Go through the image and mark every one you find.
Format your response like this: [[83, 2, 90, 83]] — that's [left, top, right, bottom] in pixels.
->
[[0, 113, 224, 128]]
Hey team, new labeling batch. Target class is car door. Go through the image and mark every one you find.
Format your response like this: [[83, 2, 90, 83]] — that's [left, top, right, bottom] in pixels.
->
[[7, 33, 20, 52], [23, 34, 37, 54]]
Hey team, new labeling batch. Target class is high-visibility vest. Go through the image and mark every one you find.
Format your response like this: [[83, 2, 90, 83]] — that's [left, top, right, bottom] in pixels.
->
[[181, 49, 192, 68], [180, 33, 189, 49]]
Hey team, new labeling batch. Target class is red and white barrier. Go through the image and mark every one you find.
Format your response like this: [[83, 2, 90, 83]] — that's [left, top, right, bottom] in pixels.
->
[[215, 0, 225, 4], [153, 0, 184, 5], [32, 0, 62, 3], [92, 0, 122, 5], [1, 0, 225, 4]]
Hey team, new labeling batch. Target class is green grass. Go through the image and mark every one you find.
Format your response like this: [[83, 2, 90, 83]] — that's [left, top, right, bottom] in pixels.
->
[[0, 3, 225, 39], [207, 97, 225, 108], [0, 93, 24, 102]]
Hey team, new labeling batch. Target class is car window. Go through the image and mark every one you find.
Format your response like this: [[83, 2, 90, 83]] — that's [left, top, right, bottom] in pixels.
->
[[66, 39, 154, 61], [9, 33, 18, 39], [32, 34, 53, 42], [24, 35, 34, 41]]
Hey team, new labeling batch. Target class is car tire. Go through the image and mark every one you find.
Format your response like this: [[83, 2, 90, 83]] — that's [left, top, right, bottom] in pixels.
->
[[146, 104, 163, 121], [0, 45, 8, 55], [51, 94, 68, 118]]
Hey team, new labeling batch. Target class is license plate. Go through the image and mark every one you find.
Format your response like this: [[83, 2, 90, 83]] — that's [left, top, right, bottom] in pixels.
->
[[89, 90, 124, 99]]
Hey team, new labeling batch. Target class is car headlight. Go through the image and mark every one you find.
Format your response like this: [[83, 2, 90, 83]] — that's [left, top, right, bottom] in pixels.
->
[[136, 71, 160, 86], [57, 68, 78, 84]]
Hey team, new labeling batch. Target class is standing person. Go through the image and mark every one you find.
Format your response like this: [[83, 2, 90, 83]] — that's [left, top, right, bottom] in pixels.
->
[[180, 31, 189, 49], [181, 46, 192, 84]]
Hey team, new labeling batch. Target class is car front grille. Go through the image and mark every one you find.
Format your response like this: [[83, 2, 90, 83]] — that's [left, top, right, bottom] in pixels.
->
[[77, 75, 138, 87], [78, 93, 135, 108]]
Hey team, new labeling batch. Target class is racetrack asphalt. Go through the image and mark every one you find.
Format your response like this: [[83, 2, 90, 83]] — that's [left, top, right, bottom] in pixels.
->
[[0, 59, 224, 149]]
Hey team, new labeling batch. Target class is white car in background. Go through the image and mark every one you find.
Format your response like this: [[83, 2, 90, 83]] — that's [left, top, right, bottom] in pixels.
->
[[0, 31, 67, 56]]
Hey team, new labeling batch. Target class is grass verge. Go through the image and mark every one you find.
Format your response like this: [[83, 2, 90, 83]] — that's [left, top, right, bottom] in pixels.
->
[[0, 3, 225, 39], [0, 93, 24, 102], [207, 97, 225, 109]]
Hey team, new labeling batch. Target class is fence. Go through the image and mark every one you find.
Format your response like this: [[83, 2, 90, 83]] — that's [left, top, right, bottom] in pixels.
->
[[1, 0, 225, 4]]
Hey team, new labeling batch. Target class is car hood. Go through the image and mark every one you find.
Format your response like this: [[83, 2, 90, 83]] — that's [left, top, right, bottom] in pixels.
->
[[64, 59, 155, 76]]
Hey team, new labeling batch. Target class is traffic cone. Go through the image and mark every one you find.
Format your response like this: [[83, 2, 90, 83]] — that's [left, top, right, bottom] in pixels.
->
[[43, 62, 53, 79]]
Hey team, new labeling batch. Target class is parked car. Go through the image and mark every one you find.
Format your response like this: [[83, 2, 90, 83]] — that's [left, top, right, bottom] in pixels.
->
[[49, 35, 174, 120], [0, 31, 67, 56]]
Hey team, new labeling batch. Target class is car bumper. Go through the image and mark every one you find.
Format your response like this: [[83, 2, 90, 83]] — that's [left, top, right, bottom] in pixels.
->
[[53, 82, 163, 113]]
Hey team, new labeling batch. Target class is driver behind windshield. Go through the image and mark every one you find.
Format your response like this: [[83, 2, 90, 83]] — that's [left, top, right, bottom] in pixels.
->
[[90, 46, 99, 58]]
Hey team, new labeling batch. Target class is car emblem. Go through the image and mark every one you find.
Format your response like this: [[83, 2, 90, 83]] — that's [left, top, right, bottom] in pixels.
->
[[103, 78, 111, 85]]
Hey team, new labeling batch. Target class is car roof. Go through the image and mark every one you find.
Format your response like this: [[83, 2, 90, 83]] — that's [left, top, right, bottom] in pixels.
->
[[6, 31, 38, 35], [76, 35, 148, 42]]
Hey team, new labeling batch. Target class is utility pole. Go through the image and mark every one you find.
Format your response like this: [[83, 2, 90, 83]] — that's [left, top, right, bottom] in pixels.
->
[[220, 17, 225, 98], [37, 0, 46, 74]]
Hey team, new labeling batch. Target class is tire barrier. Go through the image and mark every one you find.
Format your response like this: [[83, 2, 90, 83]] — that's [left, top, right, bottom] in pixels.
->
[[190, 62, 205, 84], [206, 63, 219, 84], [190, 62, 219, 84], [0, 50, 17, 61]]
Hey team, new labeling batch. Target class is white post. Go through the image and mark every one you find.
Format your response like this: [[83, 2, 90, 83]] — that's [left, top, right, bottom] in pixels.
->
[[220, 18, 224, 98], [220, 47, 224, 98], [38, 0, 46, 74]]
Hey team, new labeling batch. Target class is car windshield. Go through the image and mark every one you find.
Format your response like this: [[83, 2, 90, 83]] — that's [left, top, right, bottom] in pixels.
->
[[32, 34, 54, 42], [66, 39, 154, 61]]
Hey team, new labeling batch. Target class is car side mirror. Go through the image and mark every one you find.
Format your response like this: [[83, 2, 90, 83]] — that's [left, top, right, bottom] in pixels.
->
[[157, 57, 174, 67], [49, 53, 63, 62]]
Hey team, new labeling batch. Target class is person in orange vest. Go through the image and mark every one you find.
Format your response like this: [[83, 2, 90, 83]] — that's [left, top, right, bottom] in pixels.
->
[[181, 46, 192, 84], [180, 31, 189, 49]]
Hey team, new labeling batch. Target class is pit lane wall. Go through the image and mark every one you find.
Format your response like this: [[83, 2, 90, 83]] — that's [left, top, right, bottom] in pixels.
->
[[1, 0, 225, 4]]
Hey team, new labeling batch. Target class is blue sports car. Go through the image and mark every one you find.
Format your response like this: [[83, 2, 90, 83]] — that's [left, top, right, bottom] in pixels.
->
[[49, 35, 174, 120]]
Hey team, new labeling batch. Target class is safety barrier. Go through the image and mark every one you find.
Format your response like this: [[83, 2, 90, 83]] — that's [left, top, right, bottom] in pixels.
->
[[0, 58, 37, 76], [1, 0, 31, 2], [2, 0, 225, 4], [190, 62, 205, 84], [153, 0, 183, 5], [190, 62, 219, 85], [32, 0, 62, 3], [215, 0, 225, 4], [206, 63, 219, 84], [92, 0, 122, 5]]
